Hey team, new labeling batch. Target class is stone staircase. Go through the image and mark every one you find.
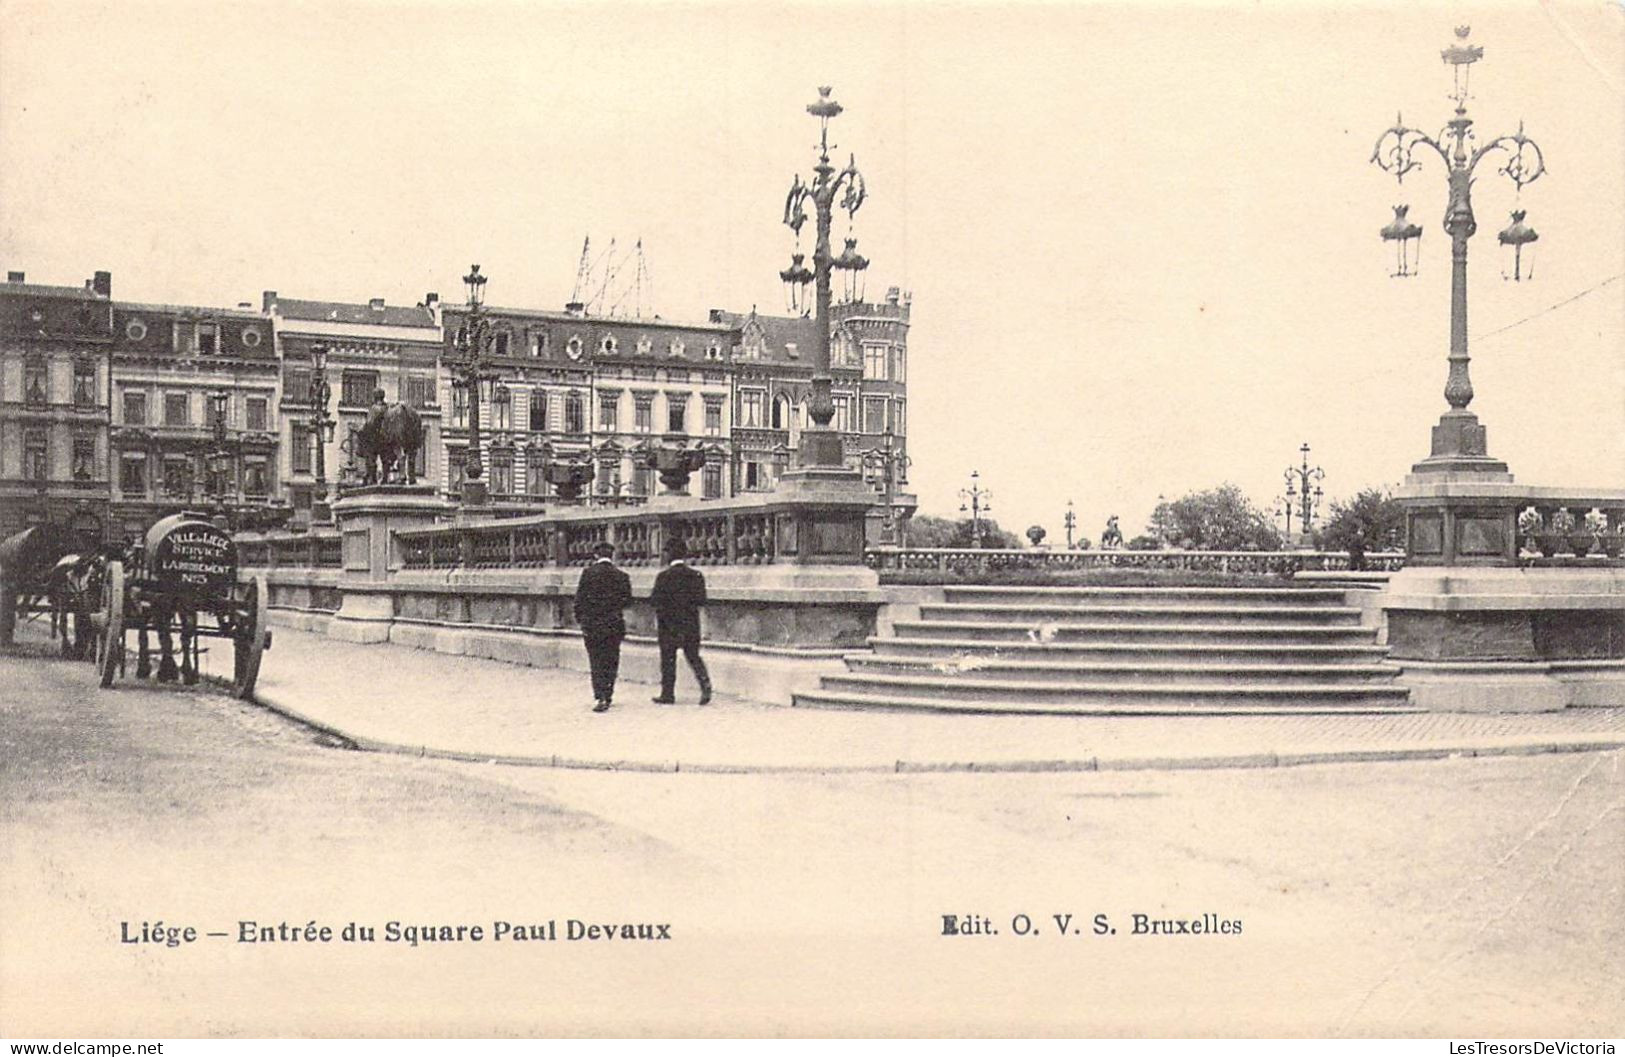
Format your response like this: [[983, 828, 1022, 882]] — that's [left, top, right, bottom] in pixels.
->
[[792, 585, 1417, 715]]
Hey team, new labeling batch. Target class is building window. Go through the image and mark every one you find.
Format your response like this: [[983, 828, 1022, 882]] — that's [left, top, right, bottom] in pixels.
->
[[832, 395, 853, 433], [864, 396, 888, 434], [163, 457, 191, 497], [164, 392, 189, 426], [704, 401, 723, 436], [123, 390, 147, 426], [244, 458, 268, 496], [599, 393, 619, 432], [405, 376, 436, 409], [863, 344, 888, 381], [443, 448, 463, 492], [291, 423, 312, 474], [196, 322, 218, 354], [633, 397, 653, 434], [740, 390, 765, 428], [743, 461, 764, 492], [703, 463, 722, 499], [23, 361, 47, 405], [772, 394, 791, 430], [24, 431, 48, 481], [705, 343, 723, 362], [600, 335, 618, 356], [490, 450, 513, 495], [667, 339, 685, 358], [120, 452, 147, 495], [595, 458, 621, 496], [632, 465, 654, 497], [527, 451, 547, 495], [565, 394, 584, 434], [341, 371, 378, 407], [666, 396, 686, 435], [530, 331, 548, 358], [245, 396, 269, 432], [283, 366, 312, 405], [529, 390, 548, 431], [494, 331, 511, 357], [894, 348, 906, 383], [492, 388, 512, 430], [72, 434, 95, 481], [894, 399, 906, 435], [72, 361, 96, 406]]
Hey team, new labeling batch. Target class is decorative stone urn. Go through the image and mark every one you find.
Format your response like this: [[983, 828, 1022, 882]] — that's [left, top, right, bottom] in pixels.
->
[[642, 447, 709, 496], [544, 462, 595, 502]]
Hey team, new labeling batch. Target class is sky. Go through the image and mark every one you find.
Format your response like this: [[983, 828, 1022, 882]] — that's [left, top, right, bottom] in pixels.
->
[[2, 0, 1621, 543]]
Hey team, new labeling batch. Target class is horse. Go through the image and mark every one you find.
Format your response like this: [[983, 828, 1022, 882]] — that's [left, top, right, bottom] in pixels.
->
[[1100, 516, 1124, 550], [355, 391, 425, 486], [0, 526, 71, 646]]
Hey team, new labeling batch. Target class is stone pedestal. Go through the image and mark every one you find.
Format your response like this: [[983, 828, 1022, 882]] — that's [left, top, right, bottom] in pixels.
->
[[329, 486, 453, 643], [461, 479, 488, 507], [1396, 473, 1520, 568], [773, 464, 877, 566]]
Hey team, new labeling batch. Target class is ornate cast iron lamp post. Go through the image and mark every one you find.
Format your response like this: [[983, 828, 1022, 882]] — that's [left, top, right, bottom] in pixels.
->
[[1371, 25, 1545, 476], [780, 86, 869, 474], [1283, 442, 1325, 538], [309, 344, 337, 521], [959, 470, 991, 549], [860, 431, 910, 543], [1063, 500, 1077, 549], [452, 265, 500, 504]]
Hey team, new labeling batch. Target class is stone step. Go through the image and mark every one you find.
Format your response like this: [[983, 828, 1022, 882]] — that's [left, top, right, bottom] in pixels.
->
[[941, 585, 1354, 607], [843, 655, 1402, 686], [868, 636, 1393, 665], [892, 620, 1379, 646], [820, 673, 1413, 706], [918, 603, 1364, 626], [792, 687, 1421, 716]]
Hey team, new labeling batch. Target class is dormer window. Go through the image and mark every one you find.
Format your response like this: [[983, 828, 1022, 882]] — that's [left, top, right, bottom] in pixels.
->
[[706, 343, 724, 362], [494, 331, 511, 357], [636, 336, 652, 356], [599, 334, 619, 356], [668, 339, 685, 358]]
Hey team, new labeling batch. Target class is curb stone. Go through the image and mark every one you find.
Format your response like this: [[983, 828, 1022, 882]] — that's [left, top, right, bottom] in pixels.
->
[[244, 686, 1625, 776]]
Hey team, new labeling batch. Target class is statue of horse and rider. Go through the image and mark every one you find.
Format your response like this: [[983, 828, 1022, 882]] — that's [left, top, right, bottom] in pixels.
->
[[353, 389, 425, 486]]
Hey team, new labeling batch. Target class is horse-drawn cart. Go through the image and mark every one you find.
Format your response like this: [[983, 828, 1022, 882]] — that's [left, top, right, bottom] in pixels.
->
[[94, 513, 271, 698]]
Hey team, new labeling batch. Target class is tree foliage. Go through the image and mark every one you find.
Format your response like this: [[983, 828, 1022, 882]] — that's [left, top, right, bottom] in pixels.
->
[[908, 515, 1023, 549], [1161, 483, 1282, 551], [1318, 487, 1405, 568]]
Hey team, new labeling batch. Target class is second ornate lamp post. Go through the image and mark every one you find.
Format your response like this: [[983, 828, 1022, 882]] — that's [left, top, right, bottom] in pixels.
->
[[779, 86, 868, 475], [1063, 500, 1077, 549], [1371, 25, 1545, 477], [452, 265, 500, 505]]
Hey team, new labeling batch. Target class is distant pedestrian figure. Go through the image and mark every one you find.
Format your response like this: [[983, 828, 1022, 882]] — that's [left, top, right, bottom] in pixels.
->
[[574, 540, 633, 713], [650, 538, 712, 705]]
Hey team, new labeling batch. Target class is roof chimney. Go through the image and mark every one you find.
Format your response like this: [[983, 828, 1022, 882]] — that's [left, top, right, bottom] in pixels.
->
[[237, 302, 252, 310], [92, 270, 111, 297], [7, 271, 24, 284], [424, 292, 439, 307], [369, 297, 385, 312], [708, 308, 725, 323], [262, 290, 278, 312], [564, 300, 585, 317]]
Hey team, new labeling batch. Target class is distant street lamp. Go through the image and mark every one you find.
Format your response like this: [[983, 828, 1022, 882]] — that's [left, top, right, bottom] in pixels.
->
[[451, 265, 500, 504], [309, 344, 337, 521], [959, 470, 992, 548], [1283, 442, 1325, 537], [1063, 499, 1077, 549], [860, 431, 910, 543], [1371, 25, 1545, 475]]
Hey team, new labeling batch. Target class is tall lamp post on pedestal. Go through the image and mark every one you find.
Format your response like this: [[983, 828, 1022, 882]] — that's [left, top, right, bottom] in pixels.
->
[[860, 431, 910, 544], [1063, 500, 1077, 549], [208, 390, 233, 529], [452, 265, 500, 505], [1371, 25, 1545, 478], [1283, 442, 1325, 541], [309, 344, 337, 521], [779, 86, 869, 478], [959, 470, 991, 549]]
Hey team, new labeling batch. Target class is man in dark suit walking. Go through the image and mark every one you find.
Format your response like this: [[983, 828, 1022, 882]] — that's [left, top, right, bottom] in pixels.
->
[[649, 538, 712, 705], [574, 540, 633, 713]]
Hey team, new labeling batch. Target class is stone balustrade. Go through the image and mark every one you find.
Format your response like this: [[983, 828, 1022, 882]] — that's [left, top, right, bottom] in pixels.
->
[[865, 547, 1407, 576], [1513, 498, 1625, 561]]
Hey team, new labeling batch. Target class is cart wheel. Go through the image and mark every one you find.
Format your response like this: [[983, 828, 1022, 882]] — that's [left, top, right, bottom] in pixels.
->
[[232, 574, 269, 699], [98, 561, 125, 688]]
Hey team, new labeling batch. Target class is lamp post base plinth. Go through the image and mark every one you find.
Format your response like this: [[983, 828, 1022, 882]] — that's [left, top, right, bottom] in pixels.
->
[[461, 480, 489, 506], [796, 427, 848, 471], [1412, 410, 1511, 478]]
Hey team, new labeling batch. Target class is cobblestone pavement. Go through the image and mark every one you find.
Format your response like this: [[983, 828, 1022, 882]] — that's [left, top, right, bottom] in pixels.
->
[[236, 626, 1625, 771]]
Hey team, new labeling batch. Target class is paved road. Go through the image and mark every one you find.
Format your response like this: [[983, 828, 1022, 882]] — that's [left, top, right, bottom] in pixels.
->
[[2, 645, 1621, 1037]]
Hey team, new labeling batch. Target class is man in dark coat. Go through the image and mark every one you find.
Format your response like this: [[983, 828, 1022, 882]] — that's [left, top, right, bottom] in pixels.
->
[[649, 538, 712, 705], [574, 540, 633, 713]]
